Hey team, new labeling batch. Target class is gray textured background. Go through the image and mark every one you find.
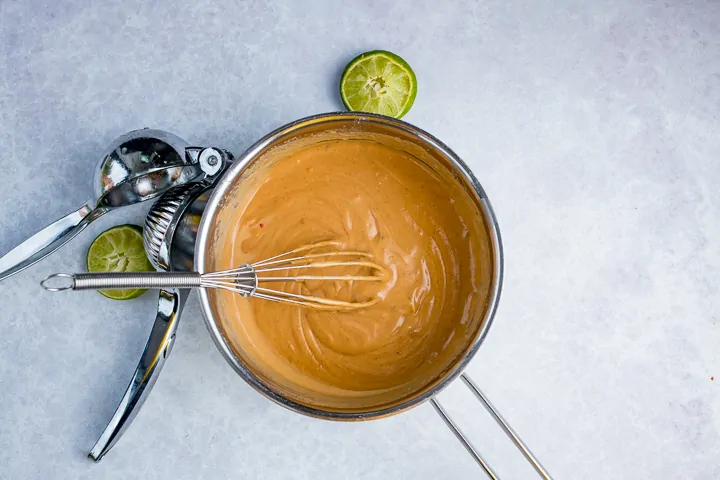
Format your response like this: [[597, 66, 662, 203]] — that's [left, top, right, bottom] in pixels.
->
[[1, 1, 719, 479]]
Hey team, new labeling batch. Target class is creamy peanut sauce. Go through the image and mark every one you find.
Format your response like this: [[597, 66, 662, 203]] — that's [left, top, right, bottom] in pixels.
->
[[209, 132, 494, 411]]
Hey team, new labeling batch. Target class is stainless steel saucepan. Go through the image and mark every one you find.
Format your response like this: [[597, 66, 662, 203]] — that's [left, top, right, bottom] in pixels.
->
[[190, 113, 551, 479]]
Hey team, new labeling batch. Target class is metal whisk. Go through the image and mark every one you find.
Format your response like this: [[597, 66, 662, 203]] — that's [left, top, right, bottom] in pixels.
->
[[41, 242, 386, 310]]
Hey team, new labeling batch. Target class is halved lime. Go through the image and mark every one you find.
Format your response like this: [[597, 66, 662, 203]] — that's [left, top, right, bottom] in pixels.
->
[[86, 224, 154, 300], [340, 50, 417, 118]]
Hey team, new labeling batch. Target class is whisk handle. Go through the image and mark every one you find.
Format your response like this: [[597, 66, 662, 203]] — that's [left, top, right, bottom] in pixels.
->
[[41, 272, 203, 291]]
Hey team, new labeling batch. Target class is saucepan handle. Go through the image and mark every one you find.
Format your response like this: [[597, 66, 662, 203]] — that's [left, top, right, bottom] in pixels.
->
[[431, 374, 553, 480]]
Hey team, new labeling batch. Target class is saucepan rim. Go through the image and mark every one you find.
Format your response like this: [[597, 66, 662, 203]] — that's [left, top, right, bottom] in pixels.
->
[[195, 111, 504, 420]]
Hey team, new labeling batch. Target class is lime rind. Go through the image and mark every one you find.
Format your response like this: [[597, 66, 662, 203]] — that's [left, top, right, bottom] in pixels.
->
[[86, 224, 154, 300], [340, 50, 417, 118]]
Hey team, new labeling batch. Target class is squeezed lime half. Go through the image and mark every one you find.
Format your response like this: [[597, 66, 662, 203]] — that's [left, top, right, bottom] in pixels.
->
[[86, 224, 154, 300], [340, 50, 417, 118]]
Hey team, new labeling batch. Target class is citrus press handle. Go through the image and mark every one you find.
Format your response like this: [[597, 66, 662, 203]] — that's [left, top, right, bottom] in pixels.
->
[[0, 202, 107, 281], [88, 287, 190, 461]]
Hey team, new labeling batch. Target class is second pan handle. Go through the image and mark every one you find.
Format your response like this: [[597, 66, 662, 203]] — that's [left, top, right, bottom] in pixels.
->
[[431, 374, 553, 480]]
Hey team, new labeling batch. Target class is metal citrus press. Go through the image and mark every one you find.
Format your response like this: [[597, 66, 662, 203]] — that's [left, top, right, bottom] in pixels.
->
[[0, 127, 232, 460], [87, 139, 232, 461]]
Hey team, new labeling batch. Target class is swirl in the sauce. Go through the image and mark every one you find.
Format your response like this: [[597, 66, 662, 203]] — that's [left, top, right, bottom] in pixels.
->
[[212, 136, 492, 410]]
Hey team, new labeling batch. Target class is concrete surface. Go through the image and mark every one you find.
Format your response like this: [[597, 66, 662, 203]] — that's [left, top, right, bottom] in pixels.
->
[[0, 0, 719, 478]]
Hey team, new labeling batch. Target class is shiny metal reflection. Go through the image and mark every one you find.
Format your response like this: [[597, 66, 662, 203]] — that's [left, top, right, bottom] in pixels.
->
[[87, 146, 232, 461], [0, 129, 222, 281]]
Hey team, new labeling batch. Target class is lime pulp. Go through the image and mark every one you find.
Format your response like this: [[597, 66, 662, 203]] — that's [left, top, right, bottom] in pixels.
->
[[340, 50, 417, 118], [86, 224, 154, 300]]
